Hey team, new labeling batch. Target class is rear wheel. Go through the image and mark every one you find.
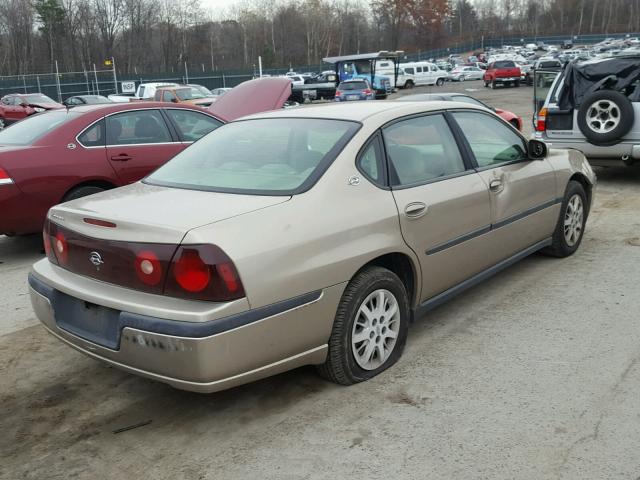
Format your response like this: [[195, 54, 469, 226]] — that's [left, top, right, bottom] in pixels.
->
[[490, 80, 497, 89], [0, 118, 5, 130], [62, 185, 106, 202], [436, 78, 445, 87], [515, 80, 520, 87], [317, 266, 410, 385], [404, 80, 414, 89], [542, 181, 588, 258]]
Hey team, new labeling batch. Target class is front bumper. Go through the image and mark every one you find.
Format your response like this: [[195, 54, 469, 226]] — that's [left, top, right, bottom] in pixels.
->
[[29, 262, 345, 393]]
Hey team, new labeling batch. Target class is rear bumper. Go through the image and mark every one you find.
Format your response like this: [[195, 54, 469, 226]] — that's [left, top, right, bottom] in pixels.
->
[[536, 134, 640, 161], [29, 265, 345, 393]]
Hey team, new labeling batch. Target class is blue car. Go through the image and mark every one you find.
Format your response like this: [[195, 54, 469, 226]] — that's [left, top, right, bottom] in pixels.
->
[[334, 80, 375, 102]]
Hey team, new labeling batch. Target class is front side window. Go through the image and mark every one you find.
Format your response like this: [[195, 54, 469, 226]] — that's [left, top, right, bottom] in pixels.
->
[[166, 110, 222, 142], [452, 111, 527, 168], [162, 91, 175, 102], [106, 110, 172, 145], [383, 114, 466, 187], [404, 67, 414, 75], [146, 118, 359, 194]]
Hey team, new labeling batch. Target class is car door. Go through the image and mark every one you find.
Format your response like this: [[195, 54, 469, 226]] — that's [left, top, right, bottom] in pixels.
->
[[450, 110, 558, 262], [383, 112, 492, 301], [104, 109, 183, 184]]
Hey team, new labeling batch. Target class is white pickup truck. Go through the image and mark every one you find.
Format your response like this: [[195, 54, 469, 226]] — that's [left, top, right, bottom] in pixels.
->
[[108, 82, 179, 103]]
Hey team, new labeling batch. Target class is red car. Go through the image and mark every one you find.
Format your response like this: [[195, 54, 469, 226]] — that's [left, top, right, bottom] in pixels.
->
[[0, 78, 292, 235], [0, 93, 63, 130], [398, 93, 523, 131]]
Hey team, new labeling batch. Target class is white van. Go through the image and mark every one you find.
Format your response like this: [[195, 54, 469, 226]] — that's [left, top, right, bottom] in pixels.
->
[[399, 62, 448, 87]]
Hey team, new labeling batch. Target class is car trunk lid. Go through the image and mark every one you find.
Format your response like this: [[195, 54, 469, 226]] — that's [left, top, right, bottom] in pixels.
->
[[207, 77, 292, 122], [49, 182, 290, 244]]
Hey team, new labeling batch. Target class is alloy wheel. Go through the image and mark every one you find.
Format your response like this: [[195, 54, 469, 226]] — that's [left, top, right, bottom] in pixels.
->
[[564, 194, 584, 247], [351, 289, 400, 370], [586, 100, 620, 133]]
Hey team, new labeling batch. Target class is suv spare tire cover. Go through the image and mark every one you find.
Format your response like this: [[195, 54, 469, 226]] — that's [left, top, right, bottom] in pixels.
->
[[577, 90, 634, 146]]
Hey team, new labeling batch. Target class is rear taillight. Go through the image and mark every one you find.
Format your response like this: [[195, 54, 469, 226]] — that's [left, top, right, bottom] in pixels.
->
[[335, 90, 342, 96], [536, 107, 548, 132], [165, 245, 245, 301], [44, 222, 245, 302], [0, 167, 13, 185], [363, 89, 372, 95]]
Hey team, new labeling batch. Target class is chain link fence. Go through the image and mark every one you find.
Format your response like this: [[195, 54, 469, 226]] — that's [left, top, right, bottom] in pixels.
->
[[2, 32, 638, 101]]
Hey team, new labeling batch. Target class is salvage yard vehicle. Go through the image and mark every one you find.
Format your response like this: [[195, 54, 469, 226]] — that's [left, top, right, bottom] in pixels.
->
[[63, 95, 113, 107], [400, 61, 448, 87], [483, 60, 522, 88], [29, 100, 595, 393], [153, 85, 217, 107], [334, 79, 375, 101], [108, 82, 178, 103], [324, 51, 401, 99], [449, 66, 484, 82], [398, 93, 523, 131], [0, 78, 292, 236], [0, 93, 63, 129], [290, 73, 337, 103], [534, 56, 640, 166]]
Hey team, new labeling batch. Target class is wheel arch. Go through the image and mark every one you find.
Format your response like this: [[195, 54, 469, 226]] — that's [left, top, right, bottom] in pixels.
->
[[60, 178, 118, 202], [568, 172, 594, 212], [354, 252, 420, 311]]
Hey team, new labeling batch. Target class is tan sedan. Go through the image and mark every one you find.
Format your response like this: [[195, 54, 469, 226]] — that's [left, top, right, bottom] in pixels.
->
[[29, 101, 596, 393]]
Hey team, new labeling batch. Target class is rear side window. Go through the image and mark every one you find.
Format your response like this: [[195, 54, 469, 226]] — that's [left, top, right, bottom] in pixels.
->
[[357, 136, 385, 186], [452, 111, 527, 167], [78, 120, 105, 147], [383, 114, 466, 187], [404, 67, 415, 74], [106, 110, 172, 145], [165, 110, 222, 142]]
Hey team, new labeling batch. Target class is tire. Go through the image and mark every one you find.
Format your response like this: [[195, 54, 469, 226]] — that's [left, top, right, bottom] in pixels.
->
[[0, 118, 5, 130], [542, 181, 588, 258], [515, 80, 520, 87], [577, 90, 634, 146], [436, 78, 445, 87], [490, 80, 497, 89], [484, 81, 489, 88], [404, 80, 414, 89], [317, 266, 410, 385], [509, 119, 520, 131], [62, 185, 106, 202]]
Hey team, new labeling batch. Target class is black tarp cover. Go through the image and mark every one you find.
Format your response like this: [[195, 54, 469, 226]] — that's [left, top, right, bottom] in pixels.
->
[[558, 56, 640, 110]]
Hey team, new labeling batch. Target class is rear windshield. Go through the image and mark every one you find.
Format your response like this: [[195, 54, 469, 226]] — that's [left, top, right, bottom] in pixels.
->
[[145, 118, 360, 195], [494, 61, 516, 68], [0, 111, 75, 145], [340, 82, 367, 91]]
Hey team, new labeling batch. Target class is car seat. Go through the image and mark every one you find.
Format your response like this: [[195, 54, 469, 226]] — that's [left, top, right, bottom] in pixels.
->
[[134, 115, 166, 142], [106, 120, 123, 145]]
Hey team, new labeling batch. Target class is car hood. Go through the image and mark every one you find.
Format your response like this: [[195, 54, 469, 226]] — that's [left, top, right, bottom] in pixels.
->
[[49, 182, 290, 244], [29, 102, 63, 110], [207, 77, 292, 122]]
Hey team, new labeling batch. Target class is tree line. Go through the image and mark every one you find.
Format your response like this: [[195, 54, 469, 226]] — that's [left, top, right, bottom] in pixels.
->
[[0, 0, 638, 76]]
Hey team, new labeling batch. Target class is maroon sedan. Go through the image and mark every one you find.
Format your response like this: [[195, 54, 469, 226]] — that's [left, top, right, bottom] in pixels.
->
[[0, 93, 64, 130], [0, 78, 292, 235]]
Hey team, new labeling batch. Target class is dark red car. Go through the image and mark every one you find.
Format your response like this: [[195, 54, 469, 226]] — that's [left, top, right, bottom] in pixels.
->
[[0, 78, 292, 235], [0, 93, 63, 130]]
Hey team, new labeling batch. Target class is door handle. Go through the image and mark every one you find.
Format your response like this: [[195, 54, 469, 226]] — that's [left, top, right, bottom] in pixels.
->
[[489, 179, 503, 192], [404, 202, 428, 218], [110, 154, 131, 162]]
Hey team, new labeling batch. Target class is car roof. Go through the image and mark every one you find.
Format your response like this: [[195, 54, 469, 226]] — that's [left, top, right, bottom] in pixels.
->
[[242, 100, 486, 123], [68, 102, 209, 115]]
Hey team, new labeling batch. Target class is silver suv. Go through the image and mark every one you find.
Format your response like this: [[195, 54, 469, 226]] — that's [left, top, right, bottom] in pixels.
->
[[534, 56, 640, 167]]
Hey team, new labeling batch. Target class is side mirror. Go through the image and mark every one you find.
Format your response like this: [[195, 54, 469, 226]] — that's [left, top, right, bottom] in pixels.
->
[[528, 139, 547, 159]]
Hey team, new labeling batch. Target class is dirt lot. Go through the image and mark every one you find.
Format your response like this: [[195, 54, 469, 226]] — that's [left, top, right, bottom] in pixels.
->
[[2, 83, 640, 480]]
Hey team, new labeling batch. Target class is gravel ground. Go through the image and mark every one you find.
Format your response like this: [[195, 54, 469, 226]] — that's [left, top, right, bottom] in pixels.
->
[[2, 83, 640, 479]]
